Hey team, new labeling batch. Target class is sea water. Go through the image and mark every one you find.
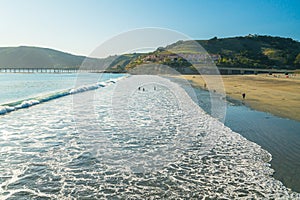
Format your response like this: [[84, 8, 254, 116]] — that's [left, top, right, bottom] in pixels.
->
[[186, 84, 300, 193], [0, 73, 122, 105], [0, 73, 299, 199]]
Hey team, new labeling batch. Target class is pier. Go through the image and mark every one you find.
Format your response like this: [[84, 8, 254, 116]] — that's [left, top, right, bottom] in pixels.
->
[[0, 67, 296, 75], [217, 67, 295, 75], [0, 68, 106, 73]]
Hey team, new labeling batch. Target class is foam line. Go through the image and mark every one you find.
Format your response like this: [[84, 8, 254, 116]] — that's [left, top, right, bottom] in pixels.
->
[[0, 77, 125, 116]]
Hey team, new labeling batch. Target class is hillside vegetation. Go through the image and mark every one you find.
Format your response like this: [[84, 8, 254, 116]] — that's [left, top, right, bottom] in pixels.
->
[[111, 35, 300, 72], [197, 35, 300, 69], [1, 35, 300, 71], [0, 46, 86, 69]]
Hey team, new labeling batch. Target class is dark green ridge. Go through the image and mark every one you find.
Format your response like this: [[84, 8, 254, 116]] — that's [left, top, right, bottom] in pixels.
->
[[1, 35, 299, 71]]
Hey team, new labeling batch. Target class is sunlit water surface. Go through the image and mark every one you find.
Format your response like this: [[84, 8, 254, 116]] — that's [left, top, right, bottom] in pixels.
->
[[0, 74, 299, 199]]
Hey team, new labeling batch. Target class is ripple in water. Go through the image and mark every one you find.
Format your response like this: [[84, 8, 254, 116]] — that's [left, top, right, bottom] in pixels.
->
[[0, 75, 299, 199]]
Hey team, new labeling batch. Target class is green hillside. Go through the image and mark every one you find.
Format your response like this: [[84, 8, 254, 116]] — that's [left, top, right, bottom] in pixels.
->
[[1, 35, 300, 71], [0, 46, 137, 71], [105, 54, 140, 72], [0, 46, 86, 69], [123, 35, 300, 71], [197, 35, 300, 69]]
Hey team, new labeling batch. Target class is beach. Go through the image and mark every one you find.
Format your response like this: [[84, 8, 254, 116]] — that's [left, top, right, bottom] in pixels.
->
[[181, 74, 300, 122], [1, 74, 299, 198]]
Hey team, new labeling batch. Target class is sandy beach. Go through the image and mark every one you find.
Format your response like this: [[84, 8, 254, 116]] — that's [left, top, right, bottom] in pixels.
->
[[181, 74, 300, 122]]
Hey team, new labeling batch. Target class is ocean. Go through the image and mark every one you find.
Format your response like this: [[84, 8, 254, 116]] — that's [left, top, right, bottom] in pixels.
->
[[188, 84, 300, 193], [0, 73, 299, 199]]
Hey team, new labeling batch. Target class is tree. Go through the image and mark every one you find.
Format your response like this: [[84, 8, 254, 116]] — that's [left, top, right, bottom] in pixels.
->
[[294, 53, 300, 66]]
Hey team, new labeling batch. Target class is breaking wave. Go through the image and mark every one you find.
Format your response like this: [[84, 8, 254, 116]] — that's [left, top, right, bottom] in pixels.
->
[[0, 76, 125, 115], [0, 75, 299, 199]]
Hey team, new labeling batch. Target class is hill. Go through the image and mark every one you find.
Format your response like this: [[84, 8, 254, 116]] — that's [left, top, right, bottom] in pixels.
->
[[1, 35, 300, 71], [197, 35, 300, 69], [123, 35, 300, 72], [0, 46, 87, 69], [0, 46, 138, 71]]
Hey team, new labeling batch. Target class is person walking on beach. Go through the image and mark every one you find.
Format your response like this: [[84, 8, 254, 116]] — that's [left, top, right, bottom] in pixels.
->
[[242, 93, 246, 99]]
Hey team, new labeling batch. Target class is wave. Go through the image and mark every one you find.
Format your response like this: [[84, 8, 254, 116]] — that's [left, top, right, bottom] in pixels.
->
[[0, 75, 299, 199], [0, 76, 126, 115]]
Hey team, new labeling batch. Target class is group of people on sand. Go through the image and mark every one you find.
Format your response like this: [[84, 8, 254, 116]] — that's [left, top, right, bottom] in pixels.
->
[[137, 84, 247, 102], [138, 86, 156, 91], [138, 87, 145, 91]]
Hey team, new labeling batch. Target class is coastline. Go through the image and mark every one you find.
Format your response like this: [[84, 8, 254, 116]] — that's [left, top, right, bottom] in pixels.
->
[[180, 74, 300, 122]]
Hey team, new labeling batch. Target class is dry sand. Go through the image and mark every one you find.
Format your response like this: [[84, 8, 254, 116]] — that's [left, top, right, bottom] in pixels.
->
[[181, 74, 300, 122]]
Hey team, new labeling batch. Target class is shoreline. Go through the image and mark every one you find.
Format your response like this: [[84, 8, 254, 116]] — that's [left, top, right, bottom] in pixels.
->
[[180, 74, 300, 122]]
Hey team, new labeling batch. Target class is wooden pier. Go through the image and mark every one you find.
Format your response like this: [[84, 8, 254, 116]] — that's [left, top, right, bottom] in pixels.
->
[[217, 67, 295, 75], [192, 67, 295, 75], [0, 67, 296, 75], [0, 68, 106, 73]]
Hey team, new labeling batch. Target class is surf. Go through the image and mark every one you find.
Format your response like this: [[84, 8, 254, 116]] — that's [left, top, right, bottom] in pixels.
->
[[0, 76, 126, 115]]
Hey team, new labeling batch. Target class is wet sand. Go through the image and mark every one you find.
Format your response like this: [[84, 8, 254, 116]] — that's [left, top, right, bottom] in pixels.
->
[[181, 74, 300, 122]]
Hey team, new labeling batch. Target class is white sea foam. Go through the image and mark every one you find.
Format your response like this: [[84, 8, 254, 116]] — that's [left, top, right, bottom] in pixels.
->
[[69, 81, 107, 94], [15, 100, 40, 109], [0, 75, 299, 199], [0, 106, 15, 114], [0, 78, 124, 116], [0, 106, 8, 114]]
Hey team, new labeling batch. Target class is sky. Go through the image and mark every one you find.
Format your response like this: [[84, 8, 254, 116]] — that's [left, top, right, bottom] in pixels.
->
[[1, 0, 300, 56]]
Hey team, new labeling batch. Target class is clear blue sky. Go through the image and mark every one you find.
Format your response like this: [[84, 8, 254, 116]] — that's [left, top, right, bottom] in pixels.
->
[[1, 0, 299, 56]]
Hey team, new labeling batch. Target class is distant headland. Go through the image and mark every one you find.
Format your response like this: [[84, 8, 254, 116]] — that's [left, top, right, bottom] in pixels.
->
[[1, 35, 300, 73]]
